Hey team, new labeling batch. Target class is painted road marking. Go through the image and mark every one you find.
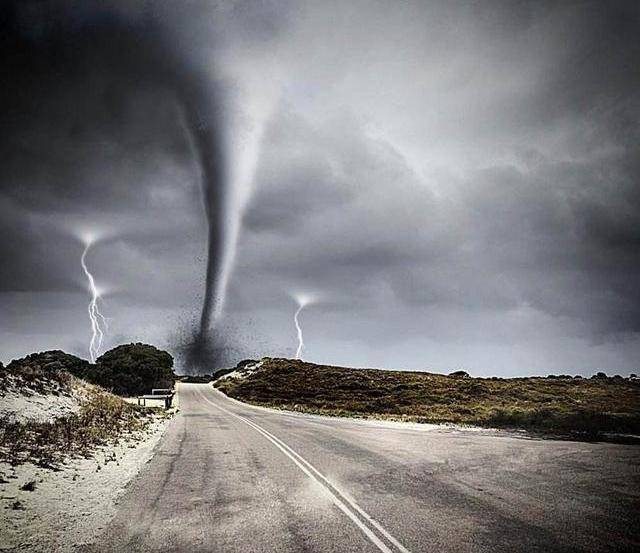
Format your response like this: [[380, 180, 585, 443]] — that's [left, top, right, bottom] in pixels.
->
[[195, 386, 412, 553]]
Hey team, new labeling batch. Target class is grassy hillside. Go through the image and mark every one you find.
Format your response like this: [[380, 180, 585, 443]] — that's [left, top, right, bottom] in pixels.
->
[[215, 358, 640, 438]]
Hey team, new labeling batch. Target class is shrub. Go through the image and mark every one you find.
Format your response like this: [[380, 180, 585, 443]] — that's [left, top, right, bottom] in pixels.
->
[[94, 343, 175, 396], [2, 351, 85, 392], [5, 345, 176, 397], [179, 374, 214, 383], [0, 389, 154, 466], [448, 370, 470, 378]]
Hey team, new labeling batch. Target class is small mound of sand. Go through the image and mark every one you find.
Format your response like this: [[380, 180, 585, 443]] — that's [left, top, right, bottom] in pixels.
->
[[217, 360, 264, 382], [0, 372, 93, 424], [0, 417, 170, 553]]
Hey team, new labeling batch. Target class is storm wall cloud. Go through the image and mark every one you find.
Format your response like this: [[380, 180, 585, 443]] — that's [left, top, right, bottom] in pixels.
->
[[1, 1, 639, 375]]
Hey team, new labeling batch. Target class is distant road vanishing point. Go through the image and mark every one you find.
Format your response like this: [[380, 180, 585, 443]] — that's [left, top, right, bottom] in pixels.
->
[[83, 384, 639, 553]]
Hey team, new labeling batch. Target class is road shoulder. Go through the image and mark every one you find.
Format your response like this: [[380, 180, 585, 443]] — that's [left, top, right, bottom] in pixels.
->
[[0, 416, 172, 553]]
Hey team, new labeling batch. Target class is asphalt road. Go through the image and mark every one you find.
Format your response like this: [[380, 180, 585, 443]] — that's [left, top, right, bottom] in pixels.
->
[[84, 383, 639, 553]]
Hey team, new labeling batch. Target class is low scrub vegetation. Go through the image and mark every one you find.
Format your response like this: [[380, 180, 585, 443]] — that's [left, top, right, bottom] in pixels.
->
[[0, 345, 173, 467], [4, 344, 175, 397], [215, 358, 640, 438], [0, 388, 158, 467], [1, 351, 79, 393], [177, 366, 239, 384]]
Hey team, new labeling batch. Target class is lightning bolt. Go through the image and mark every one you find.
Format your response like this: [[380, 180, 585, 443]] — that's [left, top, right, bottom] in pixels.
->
[[292, 293, 318, 360], [80, 242, 107, 363], [294, 303, 306, 359]]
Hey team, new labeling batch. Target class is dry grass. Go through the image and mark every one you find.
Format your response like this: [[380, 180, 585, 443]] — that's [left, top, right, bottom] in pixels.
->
[[0, 389, 161, 467], [215, 358, 640, 438]]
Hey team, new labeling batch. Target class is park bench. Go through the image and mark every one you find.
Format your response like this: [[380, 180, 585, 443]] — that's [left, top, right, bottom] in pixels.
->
[[137, 388, 175, 409]]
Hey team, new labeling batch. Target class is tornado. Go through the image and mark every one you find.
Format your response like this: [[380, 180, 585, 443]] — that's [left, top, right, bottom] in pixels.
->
[[125, 30, 228, 355], [178, 88, 230, 370], [194, 123, 225, 341], [5, 4, 230, 372], [98, 22, 230, 371]]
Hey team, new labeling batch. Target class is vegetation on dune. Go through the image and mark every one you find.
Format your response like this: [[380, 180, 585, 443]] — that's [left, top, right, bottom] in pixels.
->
[[0, 345, 174, 467], [215, 358, 640, 438], [178, 374, 216, 384], [2, 351, 83, 393], [177, 366, 238, 383], [0, 389, 160, 467], [90, 343, 175, 396], [3, 344, 176, 397]]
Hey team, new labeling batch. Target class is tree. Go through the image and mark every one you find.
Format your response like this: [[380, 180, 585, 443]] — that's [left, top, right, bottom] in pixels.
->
[[95, 343, 175, 396]]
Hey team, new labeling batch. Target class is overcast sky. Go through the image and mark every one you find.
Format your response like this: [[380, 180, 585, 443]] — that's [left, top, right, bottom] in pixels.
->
[[1, 1, 639, 376]]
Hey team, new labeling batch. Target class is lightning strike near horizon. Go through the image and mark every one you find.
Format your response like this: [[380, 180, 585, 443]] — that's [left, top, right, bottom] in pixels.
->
[[292, 293, 318, 360], [80, 241, 107, 363], [294, 304, 305, 359]]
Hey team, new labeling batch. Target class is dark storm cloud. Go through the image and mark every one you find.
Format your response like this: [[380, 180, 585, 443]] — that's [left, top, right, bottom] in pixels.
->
[[243, 111, 358, 234], [0, 0, 230, 367], [240, 105, 640, 338], [231, 1, 639, 372], [0, 1, 209, 285], [0, 199, 76, 292], [2, 1, 639, 374]]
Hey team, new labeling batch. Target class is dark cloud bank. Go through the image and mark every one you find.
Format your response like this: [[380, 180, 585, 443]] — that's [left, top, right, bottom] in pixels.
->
[[0, 1, 228, 371], [1, 1, 639, 375]]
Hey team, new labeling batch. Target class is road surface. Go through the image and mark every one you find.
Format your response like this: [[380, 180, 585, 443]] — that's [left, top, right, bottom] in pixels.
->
[[84, 383, 639, 553]]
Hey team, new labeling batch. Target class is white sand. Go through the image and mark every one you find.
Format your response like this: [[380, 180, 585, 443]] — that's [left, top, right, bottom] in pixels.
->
[[0, 416, 171, 553], [217, 360, 264, 382], [0, 375, 91, 424]]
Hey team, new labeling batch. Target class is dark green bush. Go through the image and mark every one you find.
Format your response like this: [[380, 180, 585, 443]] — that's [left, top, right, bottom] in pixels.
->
[[94, 343, 175, 396], [448, 370, 470, 378], [2, 351, 84, 392], [4, 344, 175, 397]]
